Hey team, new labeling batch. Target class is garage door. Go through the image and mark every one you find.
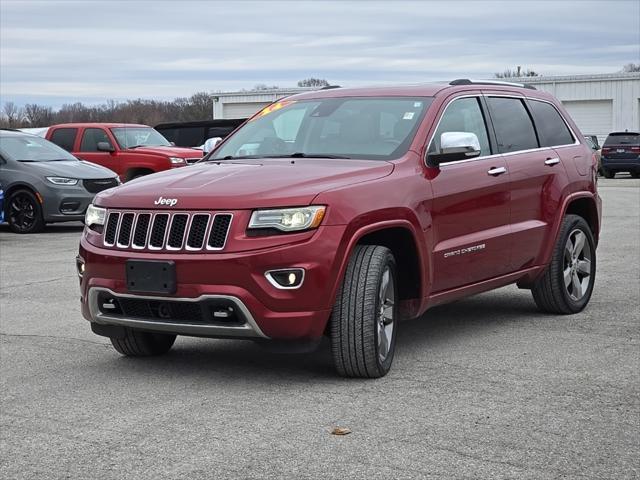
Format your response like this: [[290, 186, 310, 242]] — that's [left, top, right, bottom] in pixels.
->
[[562, 100, 613, 145], [223, 102, 269, 119]]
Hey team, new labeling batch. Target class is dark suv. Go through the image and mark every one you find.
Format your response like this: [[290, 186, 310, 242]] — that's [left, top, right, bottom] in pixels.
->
[[78, 80, 601, 378], [600, 131, 640, 178]]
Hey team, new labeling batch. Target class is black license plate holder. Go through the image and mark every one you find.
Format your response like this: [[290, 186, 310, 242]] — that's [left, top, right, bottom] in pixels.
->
[[126, 260, 176, 294]]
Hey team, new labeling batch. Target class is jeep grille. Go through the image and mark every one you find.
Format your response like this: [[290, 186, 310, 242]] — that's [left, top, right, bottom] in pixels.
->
[[103, 210, 232, 251]]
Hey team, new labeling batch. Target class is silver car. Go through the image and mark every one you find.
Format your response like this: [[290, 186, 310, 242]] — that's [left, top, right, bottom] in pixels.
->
[[0, 129, 120, 233]]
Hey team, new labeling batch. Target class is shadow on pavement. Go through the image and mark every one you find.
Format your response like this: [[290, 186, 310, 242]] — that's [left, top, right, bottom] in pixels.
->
[[87, 288, 542, 382]]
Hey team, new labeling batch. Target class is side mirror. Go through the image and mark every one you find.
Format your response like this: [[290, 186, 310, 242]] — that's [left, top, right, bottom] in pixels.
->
[[203, 137, 222, 154], [428, 131, 481, 167], [96, 142, 115, 153]]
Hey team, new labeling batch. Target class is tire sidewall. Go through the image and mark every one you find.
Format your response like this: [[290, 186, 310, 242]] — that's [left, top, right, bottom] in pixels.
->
[[557, 217, 596, 312]]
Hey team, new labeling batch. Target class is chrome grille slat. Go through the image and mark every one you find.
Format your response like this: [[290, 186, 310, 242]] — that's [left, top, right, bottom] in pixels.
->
[[117, 213, 135, 247], [102, 210, 231, 252], [132, 214, 151, 249], [166, 214, 189, 250]]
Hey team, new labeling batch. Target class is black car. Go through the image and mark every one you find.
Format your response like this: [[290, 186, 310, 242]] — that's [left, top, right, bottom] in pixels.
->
[[600, 131, 640, 178], [155, 119, 246, 150]]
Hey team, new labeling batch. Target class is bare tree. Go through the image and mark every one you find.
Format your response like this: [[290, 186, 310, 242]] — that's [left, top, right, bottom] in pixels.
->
[[621, 63, 640, 72], [23, 104, 53, 127], [252, 84, 279, 91], [494, 66, 539, 78], [3, 102, 22, 127], [297, 78, 330, 87]]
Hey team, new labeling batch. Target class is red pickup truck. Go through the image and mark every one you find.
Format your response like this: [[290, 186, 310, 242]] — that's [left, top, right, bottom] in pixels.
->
[[46, 123, 203, 181]]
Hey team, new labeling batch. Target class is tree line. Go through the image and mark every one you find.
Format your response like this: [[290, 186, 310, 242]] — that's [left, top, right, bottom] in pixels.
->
[[0, 92, 213, 129], [0, 78, 332, 129]]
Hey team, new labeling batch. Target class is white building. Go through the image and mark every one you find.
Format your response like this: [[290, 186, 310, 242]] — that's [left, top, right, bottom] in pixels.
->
[[212, 88, 314, 120], [513, 73, 640, 144], [212, 73, 640, 144]]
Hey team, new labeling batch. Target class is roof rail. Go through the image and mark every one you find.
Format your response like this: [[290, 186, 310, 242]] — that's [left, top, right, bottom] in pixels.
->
[[320, 85, 341, 90], [449, 79, 536, 90]]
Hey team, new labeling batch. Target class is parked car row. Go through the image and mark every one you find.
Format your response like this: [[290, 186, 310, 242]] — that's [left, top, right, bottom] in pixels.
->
[[0, 129, 119, 233]]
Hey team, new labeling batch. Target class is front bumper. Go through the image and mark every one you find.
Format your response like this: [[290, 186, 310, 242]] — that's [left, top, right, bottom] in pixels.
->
[[41, 183, 102, 222], [79, 224, 347, 340]]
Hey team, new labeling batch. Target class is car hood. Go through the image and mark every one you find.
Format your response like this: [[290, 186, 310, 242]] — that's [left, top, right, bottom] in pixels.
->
[[23, 160, 116, 179], [125, 146, 203, 158], [96, 158, 394, 210]]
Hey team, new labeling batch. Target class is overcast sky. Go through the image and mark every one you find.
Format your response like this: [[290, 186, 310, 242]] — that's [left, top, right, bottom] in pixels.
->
[[1, 0, 638, 107]]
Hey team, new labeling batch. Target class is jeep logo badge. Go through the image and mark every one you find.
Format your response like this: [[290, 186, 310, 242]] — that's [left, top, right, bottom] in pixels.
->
[[154, 196, 178, 207]]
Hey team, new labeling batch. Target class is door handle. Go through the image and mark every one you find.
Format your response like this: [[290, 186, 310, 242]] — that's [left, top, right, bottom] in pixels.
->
[[487, 166, 507, 176], [544, 157, 560, 166]]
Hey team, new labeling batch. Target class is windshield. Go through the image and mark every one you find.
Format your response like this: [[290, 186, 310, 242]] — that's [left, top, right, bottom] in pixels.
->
[[211, 96, 433, 161], [0, 134, 77, 162], [110, 127, 171, 148]]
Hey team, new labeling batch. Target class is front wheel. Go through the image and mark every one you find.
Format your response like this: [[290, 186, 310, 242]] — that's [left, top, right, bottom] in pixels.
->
[[631, 171, 640, 179], [531, 215, 596, 314], [7, 189, 45, 233], [110, 328, 176, 356], [330, 245, 398, 378]]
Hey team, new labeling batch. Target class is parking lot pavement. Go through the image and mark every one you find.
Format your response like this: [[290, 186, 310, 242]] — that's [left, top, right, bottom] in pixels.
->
[[0, 177, 638, 480]]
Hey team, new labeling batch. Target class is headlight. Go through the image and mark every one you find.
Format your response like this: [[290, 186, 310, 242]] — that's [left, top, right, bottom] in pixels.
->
[[248, 206, 326, 232], [46, 176, 78, 185], [85, 204, 106, 227], [169, 157, 186, 165]]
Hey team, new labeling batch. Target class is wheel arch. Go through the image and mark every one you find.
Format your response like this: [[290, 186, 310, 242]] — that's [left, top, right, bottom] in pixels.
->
[[125, 167, 155, 182], [4, 182, 41, 207], [563, 195, 600, 244], [329, 218, 428, 320]]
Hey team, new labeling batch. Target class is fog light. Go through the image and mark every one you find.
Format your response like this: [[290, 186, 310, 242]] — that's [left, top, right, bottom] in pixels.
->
[[76, 257, 85, 278], [265, 268, 305, 289]]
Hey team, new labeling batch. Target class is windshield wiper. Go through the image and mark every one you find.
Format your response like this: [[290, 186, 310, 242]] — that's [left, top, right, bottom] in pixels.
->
[[286, 152, 351, 159]]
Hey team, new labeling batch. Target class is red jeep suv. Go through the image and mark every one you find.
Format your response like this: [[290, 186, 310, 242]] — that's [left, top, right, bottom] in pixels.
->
[[46, 123, 203, 182], [78, 80, 601, 378]]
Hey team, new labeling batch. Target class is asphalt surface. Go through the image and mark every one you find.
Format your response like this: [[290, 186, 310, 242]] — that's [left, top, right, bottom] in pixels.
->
[[1, 177, 639, 479]]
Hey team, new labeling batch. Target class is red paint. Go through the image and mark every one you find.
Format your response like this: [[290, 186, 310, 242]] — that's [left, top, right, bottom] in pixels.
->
[[79, 84, 601, 340], [46, 123, 202, 181]]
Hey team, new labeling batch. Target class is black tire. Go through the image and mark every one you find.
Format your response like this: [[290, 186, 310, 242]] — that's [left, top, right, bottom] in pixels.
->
[[7, 189, 45, 233], [531, 215, 596, 314], [631, 171, 640, 179], [110, 328, 176, 356], [330, 245, 398, 378], [602, 169, 615, 179]]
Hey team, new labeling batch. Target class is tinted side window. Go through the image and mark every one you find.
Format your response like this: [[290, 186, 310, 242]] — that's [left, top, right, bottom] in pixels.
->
[[528, 100, 574, 147], [487, 97, 538, 153], [428, 97, 491, 157], [49, 128, 77, 152], [80, 128, 113, 152]]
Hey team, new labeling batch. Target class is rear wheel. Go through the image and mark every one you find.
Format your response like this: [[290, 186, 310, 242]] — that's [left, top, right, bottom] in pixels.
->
[[531, 215, 596, 314], [631, 171, 640, 179], [330, 245, 398, 378], [602, 169, 615, 179], [7, 189, 45, 233], [110, 328, 176, 356]]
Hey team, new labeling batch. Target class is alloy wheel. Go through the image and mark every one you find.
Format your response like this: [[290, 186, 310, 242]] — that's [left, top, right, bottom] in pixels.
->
[[9, 193, 37, 232], [377, 266, 395, 363], [563, 229, 592, 301]]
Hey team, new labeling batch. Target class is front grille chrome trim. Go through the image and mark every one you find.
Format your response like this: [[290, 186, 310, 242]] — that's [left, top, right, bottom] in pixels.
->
[[206, 213, 234, 251], [101, 210, 232, 252]]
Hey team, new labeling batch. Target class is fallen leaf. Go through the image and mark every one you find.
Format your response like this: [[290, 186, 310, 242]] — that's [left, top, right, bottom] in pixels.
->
[[331, 427, 351, 436]]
